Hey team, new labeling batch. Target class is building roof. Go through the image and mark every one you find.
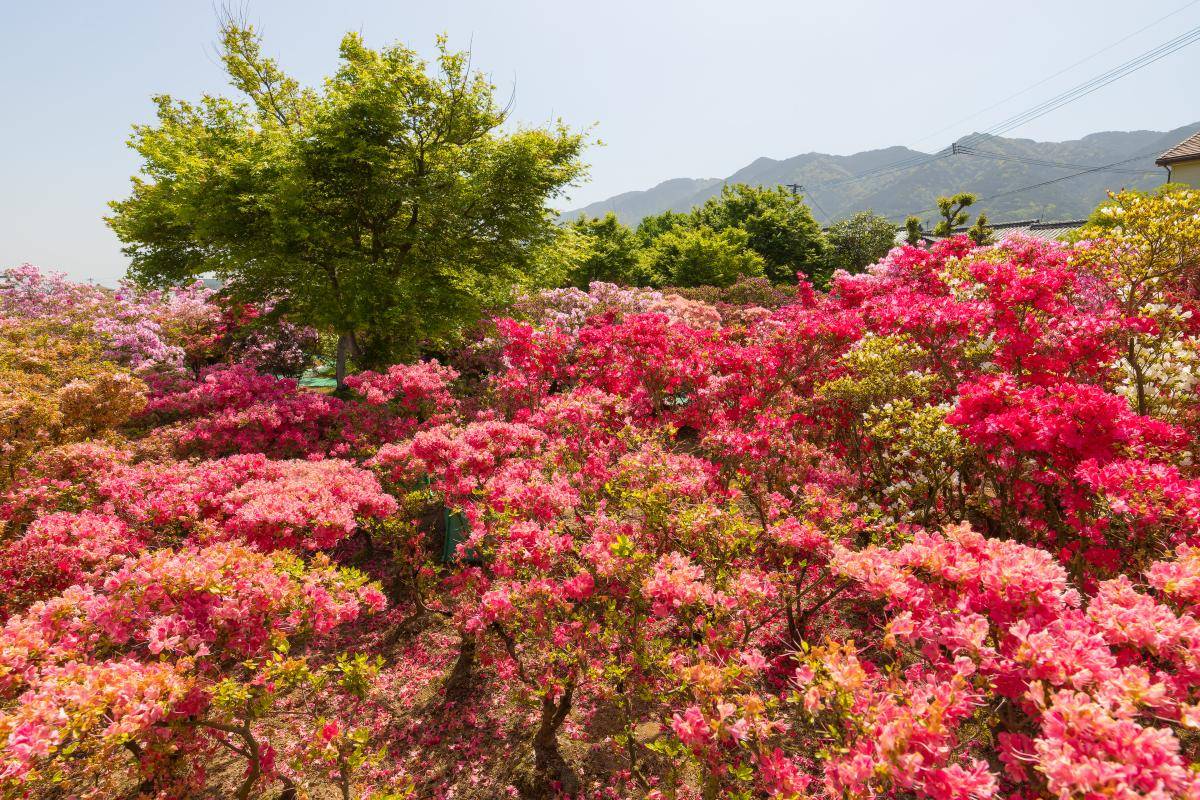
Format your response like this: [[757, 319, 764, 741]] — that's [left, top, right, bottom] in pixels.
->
[[999, 219, 1089, 240], [1156, 130, 1200, 166], [895, 218, 1086, 245]]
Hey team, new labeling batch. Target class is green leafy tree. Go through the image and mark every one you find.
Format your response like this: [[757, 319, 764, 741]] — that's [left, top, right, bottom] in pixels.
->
[[692, 185, 827, 283], [825, 211, 897, 273], [635, 210, 690, 246], [905, 216, 925, 246], [933, 192, 977, 237], [967, 213, 995, 246], [565, 213, 643, 287], [108, 21, 585, 384], [1069, 182, 1195, 242], [640, 226, 765, 288]]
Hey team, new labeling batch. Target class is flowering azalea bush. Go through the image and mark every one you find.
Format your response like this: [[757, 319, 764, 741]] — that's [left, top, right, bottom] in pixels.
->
[[517, 281, 724, 332], [0, 510, 143, 614], [3, 451, 397, 552], [0, 543, 384, 798], [139, 360, 458, 458], [2, 186, 1200, 798], [0, 316, 148, 485]]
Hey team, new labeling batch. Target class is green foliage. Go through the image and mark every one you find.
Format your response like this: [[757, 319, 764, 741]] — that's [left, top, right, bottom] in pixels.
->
[[825, 211, 897, 274], [556, 185, 827, 290], [332, 653, 383, 700], [108, 22, 585, 369], [905, 216, 924, 246], [692, 185, 827, 284], [635, 210, 690, 246], [639, 226, 765, 288], [564, 213, 644, 287], [967, 213, 995, 246], [933, 192, 977, 237], [1071, 182, 1197, 241]]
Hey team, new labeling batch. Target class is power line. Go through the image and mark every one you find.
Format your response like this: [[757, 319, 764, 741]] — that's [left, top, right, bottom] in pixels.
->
[[806, 190, 832, 223], [956, 145, 1159, 175], [811, 150, 952, 190], [891, 147, 1166, 223], [980, 151, 1163, 201], [791, 20, 1200, 196], [909, 0, 1200, 147], [955, 25, 1200, 149]]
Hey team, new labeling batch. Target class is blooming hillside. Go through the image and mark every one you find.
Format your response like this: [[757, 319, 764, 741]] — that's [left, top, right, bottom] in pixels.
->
[[2, 187, 1200, 800]]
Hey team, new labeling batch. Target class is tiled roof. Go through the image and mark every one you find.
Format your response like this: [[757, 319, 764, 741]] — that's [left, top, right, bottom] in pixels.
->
[[895, 218, 1086, 245], [1157, 130, 1200, 166], [1000, 219, 1088, 240]]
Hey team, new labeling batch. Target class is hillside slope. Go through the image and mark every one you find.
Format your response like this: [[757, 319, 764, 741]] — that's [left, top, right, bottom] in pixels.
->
[[566, 123, 1200, 226]]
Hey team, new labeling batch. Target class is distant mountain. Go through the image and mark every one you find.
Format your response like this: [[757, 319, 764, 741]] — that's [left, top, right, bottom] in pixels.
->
[[564, 123, 1200, 227], [570, 177, 725, 225]]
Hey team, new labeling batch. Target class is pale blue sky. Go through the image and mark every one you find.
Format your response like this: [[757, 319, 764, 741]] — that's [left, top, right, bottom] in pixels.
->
[[2, 0, 1199, 284]]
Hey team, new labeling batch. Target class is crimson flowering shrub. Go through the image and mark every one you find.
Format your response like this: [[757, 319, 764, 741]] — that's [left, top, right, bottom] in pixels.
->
[[344, 359, 459, 412], [801, 523, 1200, 800], [404, 194, 1200, 797], [140, 360, 458, 458], [206, 301, 320, 377], [140, 365, 349, 457], [2, 187, 1200, 799]]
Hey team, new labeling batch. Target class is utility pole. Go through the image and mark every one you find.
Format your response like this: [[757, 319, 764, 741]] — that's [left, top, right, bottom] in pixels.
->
[[784, 182, 830, 224]]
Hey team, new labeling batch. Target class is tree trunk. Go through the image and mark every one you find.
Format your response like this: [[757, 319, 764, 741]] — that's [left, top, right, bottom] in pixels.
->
[[235, 727, 261, 800], [123, 740, 157, 795], [334, 330, 366, 391], [1127, 338, 1148, 416], [531, 683, 578, 794], [443, 633, 477, 703], [335, 332, 353, 390]]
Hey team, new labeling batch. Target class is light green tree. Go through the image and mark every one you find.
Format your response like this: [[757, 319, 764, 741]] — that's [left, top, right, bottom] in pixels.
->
[[825, 211, 898, 273], [967, 213, 995, 246], [634, 210, 690, 246], [692, 185, 827, 284], [933, 192, 977, 237], [905, 216, 925, 246], [565, 213, 643, 287], [1070, 182, 1196, 240], [641, 226, 765, 288], [108, 21, 585, 383]]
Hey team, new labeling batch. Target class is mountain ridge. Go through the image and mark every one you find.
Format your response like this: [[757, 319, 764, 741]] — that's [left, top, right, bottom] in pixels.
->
[[565, 123, 1200, 226]]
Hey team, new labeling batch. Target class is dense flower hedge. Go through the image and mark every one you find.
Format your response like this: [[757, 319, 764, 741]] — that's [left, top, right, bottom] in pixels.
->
[[1, 187, 1200, 799]]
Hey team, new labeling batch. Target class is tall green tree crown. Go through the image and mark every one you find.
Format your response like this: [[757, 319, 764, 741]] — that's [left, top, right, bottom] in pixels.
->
[[692, 185, 827, 283], [564, 213, 643, 287], [108, 21, 586, 373], [905, 216, 924, 246], [825, 211, 897, 274], [640, 225, 765, 288]]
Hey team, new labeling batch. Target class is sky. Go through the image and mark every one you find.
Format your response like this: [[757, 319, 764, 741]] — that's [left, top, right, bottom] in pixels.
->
[[2, 0, 1199, 285]]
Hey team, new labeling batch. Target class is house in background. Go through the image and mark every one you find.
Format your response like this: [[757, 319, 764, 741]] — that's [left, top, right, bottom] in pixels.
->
[[1156, 130, 1200, 187]]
